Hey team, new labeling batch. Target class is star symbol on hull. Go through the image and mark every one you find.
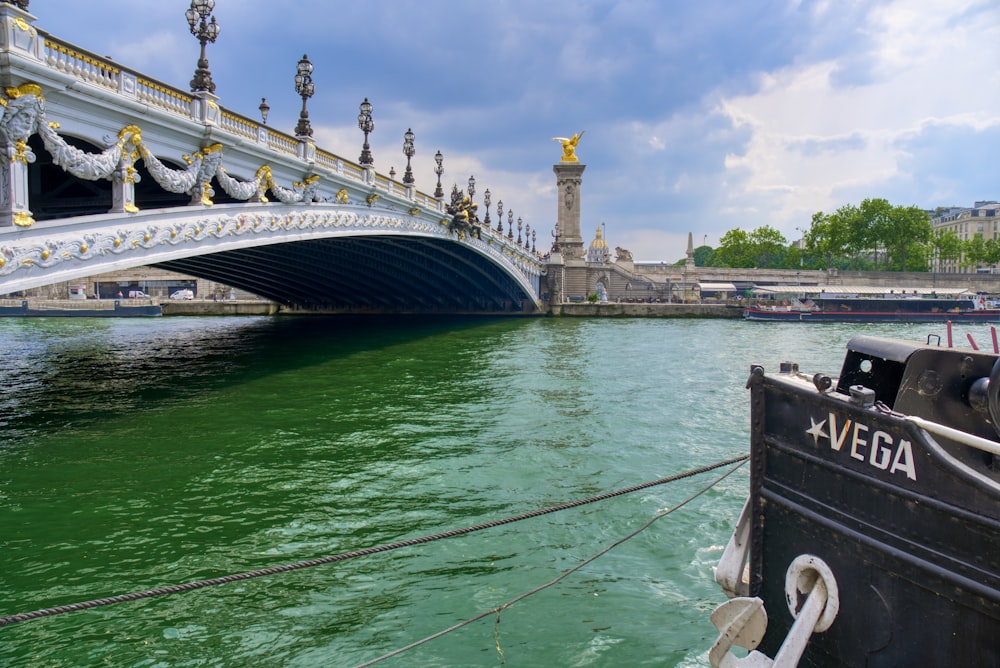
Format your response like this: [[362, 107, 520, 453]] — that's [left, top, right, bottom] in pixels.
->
[[806, 416, 829, 447]]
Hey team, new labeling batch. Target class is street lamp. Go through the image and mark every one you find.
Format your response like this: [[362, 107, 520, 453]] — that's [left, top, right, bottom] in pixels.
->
[[358, 98, 374, 167], [467, 175, 475, 203], [402, 128, 415, 185], [293, 55, 314, 137], [496, 198, 504, 233], [433, 150, 444, 198], [186, 0, 220, 93], [483, 189, 491, 228], [258, 97, 269, 125]]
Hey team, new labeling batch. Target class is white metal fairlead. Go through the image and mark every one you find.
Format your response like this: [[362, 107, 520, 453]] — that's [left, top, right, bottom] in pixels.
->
[[709, 555, 839, 668]]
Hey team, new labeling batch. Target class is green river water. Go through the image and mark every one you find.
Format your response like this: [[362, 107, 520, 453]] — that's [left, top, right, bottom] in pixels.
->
[[0, 316, 959, 666]]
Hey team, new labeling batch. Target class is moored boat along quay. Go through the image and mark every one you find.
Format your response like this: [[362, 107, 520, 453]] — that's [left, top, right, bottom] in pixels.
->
[[551, 302, 741, 317]]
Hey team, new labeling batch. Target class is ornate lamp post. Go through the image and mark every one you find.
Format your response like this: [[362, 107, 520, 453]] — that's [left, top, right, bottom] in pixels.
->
[[433, 150, 444, 199], [517, 217, 523, 245], [467, 175, 475, 203], [358, 98, 374, 167], [532, 229, 537, 253], [483, 189, 491, 228], [293, 55, 314, 137], [402, 128, 415, 185], [258, 97, 270, 124], [186, 0, 221, 93], [507, 209, 514, 239]]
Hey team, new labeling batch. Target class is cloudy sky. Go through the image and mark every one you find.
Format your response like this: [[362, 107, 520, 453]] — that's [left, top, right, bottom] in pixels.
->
[[32, 0, 1000, 262]]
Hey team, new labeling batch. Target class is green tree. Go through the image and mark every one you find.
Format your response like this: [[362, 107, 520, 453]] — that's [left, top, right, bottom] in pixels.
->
[[805, 206, 861, 269], [882, 204, 931, 270], [931, 229, 963, 269], [964, 234, 988, 269], [859, 198, 895, 270], [749, 225, 788, 268], [713, 228, 753, 267], [985, 238, 1000, 267], [693, 244, 714, 266]]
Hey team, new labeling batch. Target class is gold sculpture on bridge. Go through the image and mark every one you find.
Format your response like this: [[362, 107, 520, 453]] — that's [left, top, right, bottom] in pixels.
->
[[552, 131, 585, 163]]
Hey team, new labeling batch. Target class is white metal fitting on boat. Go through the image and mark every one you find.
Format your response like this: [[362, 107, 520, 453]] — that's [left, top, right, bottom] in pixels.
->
[[709, 554, 840, 668]]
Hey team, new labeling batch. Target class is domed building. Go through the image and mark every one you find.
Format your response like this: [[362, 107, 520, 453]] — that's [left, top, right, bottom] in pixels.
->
[[586, 224, 611, 263]]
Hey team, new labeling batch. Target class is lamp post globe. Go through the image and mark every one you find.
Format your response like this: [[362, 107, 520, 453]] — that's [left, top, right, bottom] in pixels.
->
[[293, 54, 315, 137], [358, 98, 375, 167], [186, 0, 220, 93], [402, 128, 415, 185], [433, 150, 444, 199]]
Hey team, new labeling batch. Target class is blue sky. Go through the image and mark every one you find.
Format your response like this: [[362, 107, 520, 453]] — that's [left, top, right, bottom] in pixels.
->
[[32, 0, 1000, 262]]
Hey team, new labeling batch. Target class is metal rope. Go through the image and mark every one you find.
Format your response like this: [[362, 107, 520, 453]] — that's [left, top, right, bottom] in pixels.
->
[[0, 454, 748, 629], [353, 456, 750, 667]]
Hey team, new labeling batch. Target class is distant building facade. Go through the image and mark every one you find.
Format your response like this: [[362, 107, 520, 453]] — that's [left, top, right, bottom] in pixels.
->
[[931, 201, 999, 274]]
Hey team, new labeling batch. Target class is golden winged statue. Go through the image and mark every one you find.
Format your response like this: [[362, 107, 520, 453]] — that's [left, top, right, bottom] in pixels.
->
[[552, 130, 585, 163]]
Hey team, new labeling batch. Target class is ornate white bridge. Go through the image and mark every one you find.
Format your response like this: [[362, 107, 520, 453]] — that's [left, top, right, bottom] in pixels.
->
[[0, 3, 545, 312]]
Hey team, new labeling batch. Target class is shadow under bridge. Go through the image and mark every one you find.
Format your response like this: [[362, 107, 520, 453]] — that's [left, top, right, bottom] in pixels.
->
[[157, 233, 539, 313]]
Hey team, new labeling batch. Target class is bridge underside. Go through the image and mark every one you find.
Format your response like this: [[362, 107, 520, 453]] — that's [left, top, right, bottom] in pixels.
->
[[156, 236, 536, 313]]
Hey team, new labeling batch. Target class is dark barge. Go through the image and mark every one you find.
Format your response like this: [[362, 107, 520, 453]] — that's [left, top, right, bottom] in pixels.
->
[[712, 335, 1000, 666]]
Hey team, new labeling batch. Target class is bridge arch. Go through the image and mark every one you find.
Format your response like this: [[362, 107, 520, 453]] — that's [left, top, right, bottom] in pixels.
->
[[1, 204, 543, 313], [0, 16, 547, 313]]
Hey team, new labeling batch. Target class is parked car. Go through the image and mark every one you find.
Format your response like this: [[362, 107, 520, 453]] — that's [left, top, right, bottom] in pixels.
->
[[169, 289, 194, 300]]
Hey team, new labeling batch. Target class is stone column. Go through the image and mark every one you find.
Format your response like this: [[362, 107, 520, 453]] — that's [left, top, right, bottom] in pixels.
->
[[553, 162, 586, 260]]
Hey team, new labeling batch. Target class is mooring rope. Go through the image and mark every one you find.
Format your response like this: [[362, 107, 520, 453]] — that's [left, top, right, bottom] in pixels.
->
[[0, 454, 748, 629], [353, 455, 750, 667]]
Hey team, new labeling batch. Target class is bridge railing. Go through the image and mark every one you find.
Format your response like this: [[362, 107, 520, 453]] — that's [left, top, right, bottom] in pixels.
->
[[35, 30, 444, 210]]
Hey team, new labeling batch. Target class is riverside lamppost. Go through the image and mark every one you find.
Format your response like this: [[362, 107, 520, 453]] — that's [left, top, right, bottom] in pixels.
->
[[467, 175, 476, 203], [496, 198, 504, 233], [258, 98, 269, 124], [483, 189, 491, 228], [293, 55, 314, 137], [358, 98, 374, 167], [402, 128, 415, 185], [517, 217, 523, 245], [186, 0, 220, 93], [433, 150, 444, 199]]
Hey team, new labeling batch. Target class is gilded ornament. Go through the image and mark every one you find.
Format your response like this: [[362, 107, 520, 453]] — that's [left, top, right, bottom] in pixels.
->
[[409, 208, 419, 216], [552, 130, 585, 163], [13, 211, 33, 227], [41, 249, 50, 260], [5, 83, 43, 100], [80, 243, 88, 253], [336, 189, 348, 203], [0, 257, 4, 268], [13, 18, 35, 36], [113, 238, 121, 248]]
